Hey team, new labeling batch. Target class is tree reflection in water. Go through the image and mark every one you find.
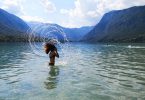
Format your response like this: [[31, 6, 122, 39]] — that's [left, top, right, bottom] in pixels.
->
[[44, 66, 59, 90]]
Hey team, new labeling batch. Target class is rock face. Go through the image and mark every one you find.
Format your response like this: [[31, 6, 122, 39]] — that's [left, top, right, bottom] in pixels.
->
[[83, 6, 145, 43], [28, 22, 93, 42], [0, 8, 30, 42]]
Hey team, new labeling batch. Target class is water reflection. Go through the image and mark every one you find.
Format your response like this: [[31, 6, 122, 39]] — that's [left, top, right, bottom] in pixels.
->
[[44, 66, 59, 90]]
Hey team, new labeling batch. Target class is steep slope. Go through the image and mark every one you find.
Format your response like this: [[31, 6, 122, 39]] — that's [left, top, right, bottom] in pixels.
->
[[0, 8, 30, 42], [83, 6, 145, 43]]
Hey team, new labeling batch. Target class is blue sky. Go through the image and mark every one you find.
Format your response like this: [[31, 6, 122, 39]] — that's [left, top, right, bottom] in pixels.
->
[[0, 0, 145, 28]]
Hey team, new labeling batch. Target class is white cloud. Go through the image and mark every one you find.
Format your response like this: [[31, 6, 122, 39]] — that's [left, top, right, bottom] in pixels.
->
[[1, 0, 145, 27], [41, 0, 56, 13], [20, 15, 45, 22], [0, 0, 54, 23], [60, 9, 69, 14], [20, 15, 52, 23], [0, 0, 24, 15], [60, 0, 145, 27]]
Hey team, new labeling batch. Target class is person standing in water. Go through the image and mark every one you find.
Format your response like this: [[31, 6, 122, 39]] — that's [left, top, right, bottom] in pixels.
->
[[44, 42, 59, 66]]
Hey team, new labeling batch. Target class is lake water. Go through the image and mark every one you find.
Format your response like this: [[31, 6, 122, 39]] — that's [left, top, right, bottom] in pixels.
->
[[0, 42, 145, 100]]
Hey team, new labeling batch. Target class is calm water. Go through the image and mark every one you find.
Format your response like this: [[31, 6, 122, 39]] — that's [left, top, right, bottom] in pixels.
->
[[0, 42, 145, 100]]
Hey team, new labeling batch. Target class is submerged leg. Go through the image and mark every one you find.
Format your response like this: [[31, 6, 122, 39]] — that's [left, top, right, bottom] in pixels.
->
[[49, 51, 58, 66], [49, 56, 55, 66]]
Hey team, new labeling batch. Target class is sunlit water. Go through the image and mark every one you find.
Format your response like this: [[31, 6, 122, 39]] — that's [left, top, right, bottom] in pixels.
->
[[0, 42, 145, 100]]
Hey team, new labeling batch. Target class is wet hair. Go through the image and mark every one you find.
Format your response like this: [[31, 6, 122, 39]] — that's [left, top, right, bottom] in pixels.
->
[[45, 43, 57, 54]]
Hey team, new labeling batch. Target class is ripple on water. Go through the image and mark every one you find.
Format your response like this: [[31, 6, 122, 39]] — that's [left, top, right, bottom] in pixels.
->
[[0, 43, 145, 100]]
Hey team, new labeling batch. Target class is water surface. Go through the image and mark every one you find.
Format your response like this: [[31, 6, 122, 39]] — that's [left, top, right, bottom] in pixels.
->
[[0, 43, 145, 100]]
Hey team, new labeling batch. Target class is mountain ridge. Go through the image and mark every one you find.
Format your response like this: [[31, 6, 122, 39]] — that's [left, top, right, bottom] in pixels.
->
[[0, 8, 30, 42], [83, 5, 145, 43], [28, 22, 93, 42]]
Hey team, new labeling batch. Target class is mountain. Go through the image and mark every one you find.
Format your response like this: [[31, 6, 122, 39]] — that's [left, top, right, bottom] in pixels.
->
[[28, 22, 93, 42], [83, 5, 145, 43], [0, 8, 30, 42], [0, 8, 92, 42], [63, 26, 93, 41]]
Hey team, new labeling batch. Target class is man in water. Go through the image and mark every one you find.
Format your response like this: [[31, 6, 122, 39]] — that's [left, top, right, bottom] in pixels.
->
[[44, 42, 59, 66]]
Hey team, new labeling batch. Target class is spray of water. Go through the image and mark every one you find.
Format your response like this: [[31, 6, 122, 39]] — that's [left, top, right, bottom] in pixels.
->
[[28, 23, 69, 58]]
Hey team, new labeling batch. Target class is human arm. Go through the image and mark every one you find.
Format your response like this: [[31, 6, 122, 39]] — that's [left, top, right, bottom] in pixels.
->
[[55, 50, 59, 58]]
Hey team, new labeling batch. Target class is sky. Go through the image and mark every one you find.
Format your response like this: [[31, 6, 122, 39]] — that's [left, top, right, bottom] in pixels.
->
[[0, 0, 145, 28]]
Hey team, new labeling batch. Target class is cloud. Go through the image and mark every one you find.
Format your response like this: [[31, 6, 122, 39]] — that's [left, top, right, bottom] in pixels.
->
[[60, 9, 69, 14], [41, 0, 56, 13], [1, 0, 145, 27], [0, 0, 54, 23], [20, 15, 45, 22], [60, 0, 145, 27], [20, 15, 53, 23], [0, 0, 24, 15]]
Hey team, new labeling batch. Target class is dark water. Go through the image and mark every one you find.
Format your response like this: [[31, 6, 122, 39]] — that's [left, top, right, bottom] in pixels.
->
[[0, 43, 145, 100]]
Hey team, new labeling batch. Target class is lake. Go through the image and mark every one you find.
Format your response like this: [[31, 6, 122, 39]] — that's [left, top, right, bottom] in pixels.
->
[[0, 42, 145, 100]]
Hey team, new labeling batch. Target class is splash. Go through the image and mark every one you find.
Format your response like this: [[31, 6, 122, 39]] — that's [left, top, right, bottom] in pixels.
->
[[28, 23, 69, 57]]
